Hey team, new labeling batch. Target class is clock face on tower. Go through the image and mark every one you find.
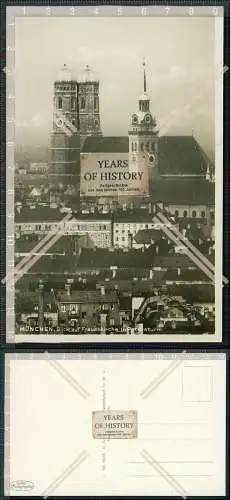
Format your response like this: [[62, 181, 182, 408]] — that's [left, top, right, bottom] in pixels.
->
[[132, 114, 138, 124], [148, 152, 157, 164], [145, 114, 152, 123]]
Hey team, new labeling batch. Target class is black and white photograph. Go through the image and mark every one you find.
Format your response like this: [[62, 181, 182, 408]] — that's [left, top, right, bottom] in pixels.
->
[[6, 6, 224, 342]]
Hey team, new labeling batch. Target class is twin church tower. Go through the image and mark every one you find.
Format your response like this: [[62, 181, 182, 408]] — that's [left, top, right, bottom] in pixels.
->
[[49, 61, 159, 183]]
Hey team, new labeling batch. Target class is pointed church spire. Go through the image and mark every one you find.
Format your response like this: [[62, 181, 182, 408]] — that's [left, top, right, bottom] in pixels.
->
[[143, 58, 147, 93]]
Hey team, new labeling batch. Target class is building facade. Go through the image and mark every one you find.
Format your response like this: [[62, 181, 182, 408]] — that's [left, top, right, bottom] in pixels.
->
[[15, 208, 112, 248], [49, 64, 102, 185]]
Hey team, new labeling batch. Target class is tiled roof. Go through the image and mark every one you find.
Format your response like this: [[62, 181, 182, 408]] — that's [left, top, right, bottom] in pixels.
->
[[119, 296, 132, 310], [166, 284, 214, 303], [153, 255, 195, 269], [27, 255, 79, 274], [73, 212, 112, 221], [15, 290, 58, 313], [151, 178, 214, 205], [77, 248, 197, 270], [15, 207, 65, 222], [113, 209, 153, 222], [77, 248, 155, 268], [57, 289, 118, 304], [15, 235, 80, 254], [158, 136, 210, 176], [81, 135, 212, 176], [81, 136, 129, 154]]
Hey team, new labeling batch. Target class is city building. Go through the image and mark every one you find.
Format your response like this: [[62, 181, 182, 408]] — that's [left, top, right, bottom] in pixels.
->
[[29, 162, 48, 174], [15, 207, 112, 248], [48, 64, 102, 185], [56, 286, 120, 331], [113, 210, 156, 248]]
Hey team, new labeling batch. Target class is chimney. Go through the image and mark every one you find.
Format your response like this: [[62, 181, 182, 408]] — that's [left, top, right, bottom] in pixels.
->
[[100, 285, 105, 296], [38, 281, 44, 328], [149, 269, 153, 280], [65, 283, 71, 296]]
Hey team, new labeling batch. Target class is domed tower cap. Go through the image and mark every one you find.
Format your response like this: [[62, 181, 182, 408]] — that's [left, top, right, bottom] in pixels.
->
[[77, 64, 99, 83], [56, 64, 72, 82]]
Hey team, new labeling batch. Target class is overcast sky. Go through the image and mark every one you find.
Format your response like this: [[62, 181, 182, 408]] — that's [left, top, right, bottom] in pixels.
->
[[15, 16, 217, 154]]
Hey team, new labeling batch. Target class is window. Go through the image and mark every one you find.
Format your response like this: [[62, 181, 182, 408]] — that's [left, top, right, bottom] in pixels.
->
[[134, 143, 137, 152], [94, 96, 98, 110], [71, 97, 75, 110], [152, 142, 155, 152], [175, 210, 179, 217], [58, 96, 62, 109], [146, 142, 149, 151], [131, 142, 134, 152], [192, 210, 197, 218], [80, 97, 85, 109], [201, 210, 206, 218], [210, 211, 214, 219], [122, 237, 125, 241], [183, 210, 188, 218], [141, 143, 144, 151]]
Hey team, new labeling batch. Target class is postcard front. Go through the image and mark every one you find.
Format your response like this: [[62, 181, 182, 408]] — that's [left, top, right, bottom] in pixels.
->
[[5, 5, 225, 342]]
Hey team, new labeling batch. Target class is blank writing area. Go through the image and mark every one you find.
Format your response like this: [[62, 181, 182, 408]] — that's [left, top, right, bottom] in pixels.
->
[[5, 355, 226, 496]]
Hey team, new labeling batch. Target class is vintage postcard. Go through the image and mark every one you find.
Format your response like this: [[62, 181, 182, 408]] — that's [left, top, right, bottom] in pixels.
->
[[5, 5, 225, 342], [5, 352, 226, 496]]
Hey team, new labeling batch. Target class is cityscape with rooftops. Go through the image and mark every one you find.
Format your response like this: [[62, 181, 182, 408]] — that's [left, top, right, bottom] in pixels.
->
[[14, 60, 216, 336]]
